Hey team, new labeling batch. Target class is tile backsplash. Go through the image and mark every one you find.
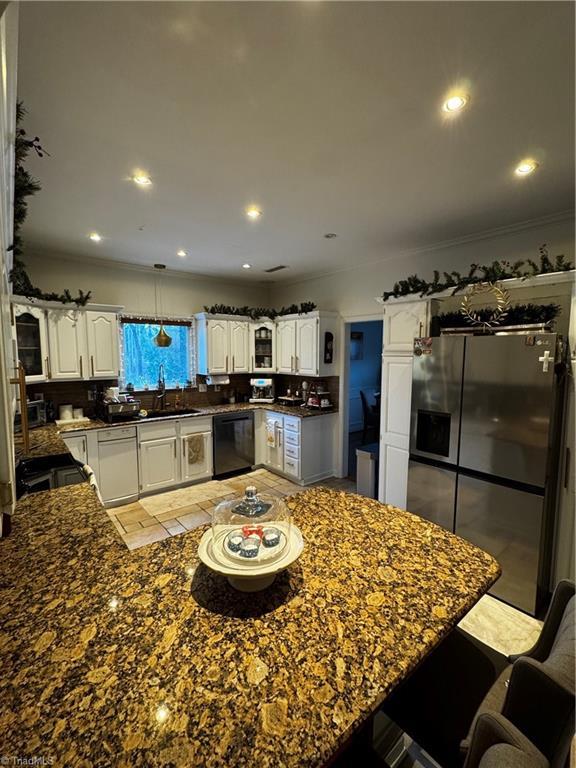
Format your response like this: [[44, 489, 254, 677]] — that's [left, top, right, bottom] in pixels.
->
[[27, 373, 339, 419]]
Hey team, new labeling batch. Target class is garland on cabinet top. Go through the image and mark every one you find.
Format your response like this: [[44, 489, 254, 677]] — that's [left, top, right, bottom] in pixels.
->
[[9, 102, 92, 306], [435, 302, 561, 330], [203, 302, 317, 321], [381, 245, 573, 302]]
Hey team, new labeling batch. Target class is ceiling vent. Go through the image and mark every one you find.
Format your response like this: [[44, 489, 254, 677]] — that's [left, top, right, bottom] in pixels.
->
[[264, 265, 287, 273]]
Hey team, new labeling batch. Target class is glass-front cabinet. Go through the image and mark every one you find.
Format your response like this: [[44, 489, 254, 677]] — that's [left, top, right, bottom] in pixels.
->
[[250, 322, 276, 373], [14, 304, 49, 382]]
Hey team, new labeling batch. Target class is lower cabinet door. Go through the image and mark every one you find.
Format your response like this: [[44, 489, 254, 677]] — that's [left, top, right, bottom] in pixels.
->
[[181, 432, 213, 482], [140, 437, 179, 492]]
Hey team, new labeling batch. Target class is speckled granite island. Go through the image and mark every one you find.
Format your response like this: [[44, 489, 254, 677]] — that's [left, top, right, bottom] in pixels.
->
[[0, 483, 500, 767]]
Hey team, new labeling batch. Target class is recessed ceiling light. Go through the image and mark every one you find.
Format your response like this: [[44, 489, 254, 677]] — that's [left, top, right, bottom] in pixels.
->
[[89, 232, 102, 242], [515, 159, 538, 176], [176, 249, 187, 257], [442, 94, 468, 113], [133, 173, 152, 186], [242, 263, 252, 269], [245, 206, 262, 220]]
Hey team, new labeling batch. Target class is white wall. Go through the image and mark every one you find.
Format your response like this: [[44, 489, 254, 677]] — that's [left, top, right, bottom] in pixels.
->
[[20, 251, 272, 315], [269, 215, 575, 318]]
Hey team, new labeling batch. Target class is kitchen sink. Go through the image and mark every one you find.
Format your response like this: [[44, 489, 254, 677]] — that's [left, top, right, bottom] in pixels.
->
[[143, 408, 202, 418]]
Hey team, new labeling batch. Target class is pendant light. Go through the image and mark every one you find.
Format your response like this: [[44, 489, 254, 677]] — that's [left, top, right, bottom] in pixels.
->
[[153, 264, 172, 347]]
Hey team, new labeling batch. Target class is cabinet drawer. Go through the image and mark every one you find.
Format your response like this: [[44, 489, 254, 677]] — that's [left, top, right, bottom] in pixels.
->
[[283, 415, 301, 433], [284, 443, 300, 460], [283, 456, 300, 478], [138, 420, 178, 441], [97, 426, 137, 442], [180, 417, 213, 435], [284, 430, 300, 447]]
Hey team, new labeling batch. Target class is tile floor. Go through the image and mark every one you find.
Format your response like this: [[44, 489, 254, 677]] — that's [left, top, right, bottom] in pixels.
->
[[107, 469, 355, 550]]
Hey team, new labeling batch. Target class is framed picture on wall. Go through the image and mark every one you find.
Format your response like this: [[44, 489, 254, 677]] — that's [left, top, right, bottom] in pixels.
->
[[350, 331, 364, 360]]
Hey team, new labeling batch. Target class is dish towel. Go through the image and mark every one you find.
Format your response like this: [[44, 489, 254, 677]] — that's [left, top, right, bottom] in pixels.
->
[[187, 434, 205, 465], [266, 421, 277, 448], [82, 464, 104, 505]]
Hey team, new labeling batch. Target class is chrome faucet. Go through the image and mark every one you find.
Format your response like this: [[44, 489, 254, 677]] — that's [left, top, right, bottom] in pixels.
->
[[154, 364, 166, 410]]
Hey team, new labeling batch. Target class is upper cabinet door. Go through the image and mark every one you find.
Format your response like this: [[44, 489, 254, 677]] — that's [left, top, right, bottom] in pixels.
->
[[230, 321, 249, 373], [13, 304, 49, 382], [207, 319, 230, 374], [47, 311, 88, 380], [86, 311, 119, 378], [383, 302, 429, 355], [276, 320, 296, 373], [250, 322, 276, 373], [296, 317, 318, 375]]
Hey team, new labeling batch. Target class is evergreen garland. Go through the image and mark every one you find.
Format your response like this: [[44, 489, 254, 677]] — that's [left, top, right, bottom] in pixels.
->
[[203, 302, 317, 321], [436, 302, 561, 330], [9, 102, 92, 306], [382, 245, 573, 302]]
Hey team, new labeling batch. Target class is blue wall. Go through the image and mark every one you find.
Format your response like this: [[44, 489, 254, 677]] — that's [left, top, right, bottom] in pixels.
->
[[348, 320, 383, 432]]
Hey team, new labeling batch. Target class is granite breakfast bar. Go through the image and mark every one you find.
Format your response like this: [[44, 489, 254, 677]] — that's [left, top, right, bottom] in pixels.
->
[[0, 481, 500, 767]]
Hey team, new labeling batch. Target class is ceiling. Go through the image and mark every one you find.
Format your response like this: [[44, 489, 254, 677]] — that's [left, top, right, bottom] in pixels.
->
[[17, 1, 575, 282]]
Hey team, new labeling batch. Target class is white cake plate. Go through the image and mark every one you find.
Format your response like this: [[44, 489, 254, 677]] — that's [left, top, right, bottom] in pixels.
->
[[197, 525, 304, 592]]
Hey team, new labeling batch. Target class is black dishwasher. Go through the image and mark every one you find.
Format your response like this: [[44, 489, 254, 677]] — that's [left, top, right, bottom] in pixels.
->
[[213, 412, 255, 478]]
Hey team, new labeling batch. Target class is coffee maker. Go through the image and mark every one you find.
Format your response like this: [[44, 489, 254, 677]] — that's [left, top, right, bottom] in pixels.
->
[[249, 378, 275, 403]]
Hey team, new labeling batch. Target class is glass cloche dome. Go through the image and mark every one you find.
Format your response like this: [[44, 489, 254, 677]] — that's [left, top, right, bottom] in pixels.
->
[[211, 486, 292, 567]]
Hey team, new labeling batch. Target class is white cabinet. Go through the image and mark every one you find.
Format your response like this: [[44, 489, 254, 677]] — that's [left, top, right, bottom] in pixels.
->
[[196, 314, 252, 374], [86, 311, 119, 378], [206, 319, 229, 374], [62, 433, 88, 465], [12, 301, 121, 382], [276, 320, 297, 373], [229, 320, 250, 373], [140, 436, 179, 493], [383, 302, 429, 354], [379, 300, 431, 507], [13, 304, 49, 382], [296, 316, 319, 376], [262, 411, 336, 485], [46, 311, 88, 380], [250, 322, 276, 373], [137, 416, 213, 494], [378, 356, 413, 508], [276, 313, 338, 376], [181, 431, 212, 482]]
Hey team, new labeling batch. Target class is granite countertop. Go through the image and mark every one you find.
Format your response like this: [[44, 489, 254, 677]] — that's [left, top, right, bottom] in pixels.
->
[[0, 484, 500, 767], [14, 403, 337, 460]]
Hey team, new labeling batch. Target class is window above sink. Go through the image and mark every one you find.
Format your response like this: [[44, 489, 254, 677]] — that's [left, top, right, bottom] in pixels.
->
[[120, 317, 196, 391]]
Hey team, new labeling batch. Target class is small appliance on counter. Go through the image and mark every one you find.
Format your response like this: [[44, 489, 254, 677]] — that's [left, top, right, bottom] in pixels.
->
[[249, 378, 275, 403], [197, 485, 304, 591], [96, 390, 141, 423], [277, 386, 304, 408], [306, 382, 332, 409], [14, 398, 46, 433]]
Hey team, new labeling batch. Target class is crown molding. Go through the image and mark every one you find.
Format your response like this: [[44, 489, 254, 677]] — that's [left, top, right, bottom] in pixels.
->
[[277, 209, 575, 288]]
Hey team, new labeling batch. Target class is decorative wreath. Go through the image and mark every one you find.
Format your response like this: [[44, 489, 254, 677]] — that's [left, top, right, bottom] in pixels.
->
[[460, 282, 511, 329]]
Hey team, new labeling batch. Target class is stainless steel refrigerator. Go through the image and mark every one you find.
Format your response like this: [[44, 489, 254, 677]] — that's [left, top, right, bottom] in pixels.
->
[[407, 333, 565, 616]]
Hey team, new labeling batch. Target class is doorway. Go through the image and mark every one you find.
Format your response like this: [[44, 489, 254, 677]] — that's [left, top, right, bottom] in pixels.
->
[[345, 320, 383, 484]]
